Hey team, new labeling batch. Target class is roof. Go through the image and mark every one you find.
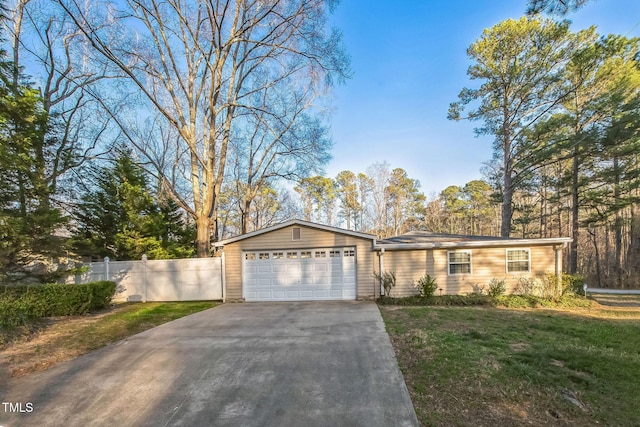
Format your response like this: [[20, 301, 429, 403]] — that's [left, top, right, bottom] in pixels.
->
[[376, 230, 571, 250], [214, 219, 377, 247]]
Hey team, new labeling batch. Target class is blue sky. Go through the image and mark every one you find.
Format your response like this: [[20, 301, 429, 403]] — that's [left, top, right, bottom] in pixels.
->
[[325, 0, 640, 197]]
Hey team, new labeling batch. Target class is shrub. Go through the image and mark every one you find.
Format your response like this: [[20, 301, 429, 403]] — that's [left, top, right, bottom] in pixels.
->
[[513, 277, 536, 295], [493, 294, 591, 309], [377, 294, 491, 306], [374, 271, 396, 296], [0, 281, 116, 329], [414, 274, 438, 297], [562, 273, 586, 296], [487, 278, 507, 298]]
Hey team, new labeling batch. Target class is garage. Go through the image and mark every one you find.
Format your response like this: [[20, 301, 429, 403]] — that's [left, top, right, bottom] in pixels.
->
[[242, 247, 357, 301], [214, 219, 378, 302]]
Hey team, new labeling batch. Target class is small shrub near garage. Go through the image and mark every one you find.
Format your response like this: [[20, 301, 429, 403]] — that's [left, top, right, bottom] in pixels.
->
[[0, 281, 116, 329], [413, 274, 438, 297]]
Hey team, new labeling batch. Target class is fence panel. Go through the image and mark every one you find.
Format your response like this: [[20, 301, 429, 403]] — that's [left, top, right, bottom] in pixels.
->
[[76, 257, 223, 302]]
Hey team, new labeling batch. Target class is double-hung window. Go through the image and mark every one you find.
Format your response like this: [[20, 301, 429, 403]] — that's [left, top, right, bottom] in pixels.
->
[[448, 251, 471, 275], [506, 249, 530, 273]]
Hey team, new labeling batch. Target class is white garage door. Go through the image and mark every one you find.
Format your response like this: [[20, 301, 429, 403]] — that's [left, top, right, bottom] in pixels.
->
[[242, 247, 357, 301]]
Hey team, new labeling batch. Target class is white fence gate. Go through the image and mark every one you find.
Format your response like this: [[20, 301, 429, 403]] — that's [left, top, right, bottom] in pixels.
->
[[75, 256, 224, 302]]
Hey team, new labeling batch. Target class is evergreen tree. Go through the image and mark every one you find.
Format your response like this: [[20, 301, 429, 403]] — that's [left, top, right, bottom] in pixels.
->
[[72, 148, 194, 260], [0, 8, 67, 281]]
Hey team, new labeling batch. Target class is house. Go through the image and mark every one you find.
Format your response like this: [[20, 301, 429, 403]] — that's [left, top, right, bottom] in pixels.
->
[[213, 219, 571, 302]]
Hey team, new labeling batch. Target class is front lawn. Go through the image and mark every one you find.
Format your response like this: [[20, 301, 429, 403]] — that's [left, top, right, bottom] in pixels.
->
[[0, 301, 216, 378], [380, 305, 640, 427]]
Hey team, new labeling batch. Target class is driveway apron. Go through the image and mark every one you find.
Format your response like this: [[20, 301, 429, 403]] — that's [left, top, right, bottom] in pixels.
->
[[0, 301, 418, 427]]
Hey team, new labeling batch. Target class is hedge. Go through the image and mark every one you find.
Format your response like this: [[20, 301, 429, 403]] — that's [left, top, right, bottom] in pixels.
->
[[0, 281, 116, 329], [377, 293, 592, 308]]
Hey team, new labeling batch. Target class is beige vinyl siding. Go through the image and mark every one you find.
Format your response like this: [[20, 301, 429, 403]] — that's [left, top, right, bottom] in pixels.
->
[[378, 250, 427, 297], [377, 245, 558, 296], [431, 245, 557, 295], [223, 224, 376, 301]]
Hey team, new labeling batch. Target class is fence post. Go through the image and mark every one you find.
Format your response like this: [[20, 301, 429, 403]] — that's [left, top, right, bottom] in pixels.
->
[[221, 251, 226, 303], [142, 254, 148, 303], [104, 256, 110, 281]]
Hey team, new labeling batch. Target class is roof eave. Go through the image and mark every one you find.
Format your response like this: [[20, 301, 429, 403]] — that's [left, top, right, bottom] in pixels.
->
[[374, 237, 572, 251], [214, 219, 377, 247]]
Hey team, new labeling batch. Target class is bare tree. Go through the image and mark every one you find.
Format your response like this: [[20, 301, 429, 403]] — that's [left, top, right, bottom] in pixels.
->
[[57, 0, 348, 256], [5, 0, 110, 209], [230, 80, 332, 234]]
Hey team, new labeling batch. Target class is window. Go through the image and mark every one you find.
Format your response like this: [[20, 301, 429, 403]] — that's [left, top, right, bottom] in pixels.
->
[[292, 227, 301, 241], [448, 251, 471, 275], [273, 252, 284, 259], [344, 249, 355, 257], [329, 250, 341, 257], [287, 252, 298, 259], [245, 253, 256, 260], [301, 251, 311, 259], [259, 252, 270, 260], [507, 249, 530, 273], [315, 250, 326, 258]]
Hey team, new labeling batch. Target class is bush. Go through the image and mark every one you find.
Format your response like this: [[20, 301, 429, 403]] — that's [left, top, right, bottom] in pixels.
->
[[493, 294, 592, 309], [487, 278, 507, 298], [562, 273, 586, 296], [513, 277, 536, 295], [377, 294, 491, 306], [414, 274, 438, 297], [374, 271, 396, 296], [0, 281, 116, 329]]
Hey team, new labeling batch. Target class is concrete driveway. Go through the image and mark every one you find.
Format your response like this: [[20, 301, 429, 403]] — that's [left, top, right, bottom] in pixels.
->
[[0, 302, 418, 427]]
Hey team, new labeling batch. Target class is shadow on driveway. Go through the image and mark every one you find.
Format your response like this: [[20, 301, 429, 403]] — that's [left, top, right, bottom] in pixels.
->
[[1, 302, 418, 427]]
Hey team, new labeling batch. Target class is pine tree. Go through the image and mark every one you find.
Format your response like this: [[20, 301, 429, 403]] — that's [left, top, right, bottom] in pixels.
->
[[72, 148, 194, 260]]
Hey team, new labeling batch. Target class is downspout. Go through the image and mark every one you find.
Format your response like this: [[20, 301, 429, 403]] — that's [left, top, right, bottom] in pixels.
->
[[554, 243, 566, 296]]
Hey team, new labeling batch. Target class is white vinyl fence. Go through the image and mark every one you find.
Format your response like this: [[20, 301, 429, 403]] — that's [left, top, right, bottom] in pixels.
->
[[74, 256, 224, 302]]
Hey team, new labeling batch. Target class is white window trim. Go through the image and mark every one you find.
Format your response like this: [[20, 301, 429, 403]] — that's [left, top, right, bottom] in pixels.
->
[[447, 250, 472, 276], [506, 248, 531, 274]]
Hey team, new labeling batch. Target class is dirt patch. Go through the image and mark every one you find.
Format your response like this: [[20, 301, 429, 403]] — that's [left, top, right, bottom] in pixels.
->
[[0, 305, 128, 379]]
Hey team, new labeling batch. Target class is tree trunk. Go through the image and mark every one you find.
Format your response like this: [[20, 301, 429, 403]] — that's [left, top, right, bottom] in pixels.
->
[[501, 171, 513, 238], [589, 228, 602, 287], [195, 215, 211, 257], [613, 157, 623, 288], [241, 198, 252, 235], [569, 150, 579, 274]]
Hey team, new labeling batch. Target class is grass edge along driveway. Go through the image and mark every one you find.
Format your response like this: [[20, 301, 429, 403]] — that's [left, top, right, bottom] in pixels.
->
[[380, 305, 640, 427], [1, 301, 216, 379]]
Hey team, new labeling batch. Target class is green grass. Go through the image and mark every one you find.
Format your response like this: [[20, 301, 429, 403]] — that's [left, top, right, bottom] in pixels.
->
[[381, 306, 640, 427], [1, 301, 216, 377]]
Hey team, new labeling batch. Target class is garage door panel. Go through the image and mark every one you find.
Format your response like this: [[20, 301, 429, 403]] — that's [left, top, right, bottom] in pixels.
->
[[258, 265, 272, 274], [272, 290, 286, 299], [243, 247, 356, 301]]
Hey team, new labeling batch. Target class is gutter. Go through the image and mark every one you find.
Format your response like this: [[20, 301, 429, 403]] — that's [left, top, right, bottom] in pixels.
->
[[374, 237, 572, 251]]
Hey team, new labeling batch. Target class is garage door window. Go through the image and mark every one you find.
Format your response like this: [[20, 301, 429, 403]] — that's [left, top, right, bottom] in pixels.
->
[[273, 252, 284, 259], [245, 253, 256, 260], [301, 251, 311, 258], [259, 252, 270, 260], [344, 249, 355, 257], [287, 252, 297, 259], [315, 250, 326, 257], [330, 250, 341, 257]]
